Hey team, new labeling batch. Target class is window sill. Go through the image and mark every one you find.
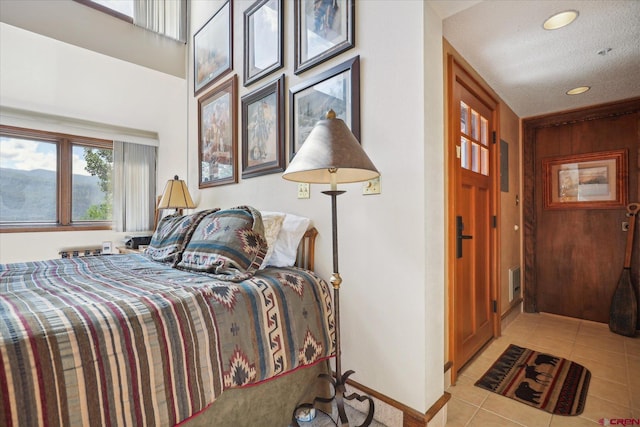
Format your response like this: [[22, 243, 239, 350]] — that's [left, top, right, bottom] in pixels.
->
[[0, 223, 112, 233]]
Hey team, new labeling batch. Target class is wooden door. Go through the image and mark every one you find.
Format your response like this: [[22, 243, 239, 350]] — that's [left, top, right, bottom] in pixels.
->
[[448, 59, 499, 380]]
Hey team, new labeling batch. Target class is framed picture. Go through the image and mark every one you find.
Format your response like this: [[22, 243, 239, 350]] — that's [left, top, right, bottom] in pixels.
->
[[244, 0, 283, 87], [294, 0, 355, 74], [289, 55, 360, 160], [543, 149, 628, 209], [198, 75, 238, 188], [241, 74, 285, 178], [194, 0, 233, 95]]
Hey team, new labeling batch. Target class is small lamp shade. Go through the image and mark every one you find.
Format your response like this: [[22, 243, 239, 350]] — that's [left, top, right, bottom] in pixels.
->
[[158, 175, 196, 209], [282, 110, 379, 184]]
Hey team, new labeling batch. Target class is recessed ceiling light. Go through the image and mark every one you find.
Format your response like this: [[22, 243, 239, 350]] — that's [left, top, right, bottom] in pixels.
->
[[543, 10, 579, 30], [566, 86, 590, 95]]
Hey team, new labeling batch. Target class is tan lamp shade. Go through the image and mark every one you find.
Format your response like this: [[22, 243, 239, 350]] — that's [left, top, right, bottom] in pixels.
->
[[282, 110, 379, 184], [158, 175, 196, 209]]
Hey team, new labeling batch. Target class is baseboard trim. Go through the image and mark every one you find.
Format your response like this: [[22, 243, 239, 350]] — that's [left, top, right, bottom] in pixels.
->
[[424, 392, 450, 425], [501, 297, 523, 320], [346, 377, 451, 427]]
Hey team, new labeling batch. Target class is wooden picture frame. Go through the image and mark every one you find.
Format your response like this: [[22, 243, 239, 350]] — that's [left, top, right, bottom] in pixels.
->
[[294, 0, 355, 75], [543, 149, 628, 209], [243, 0, 283, 87], [289, 55, 360, 160], [194, 0, 233, 95], [198, 75, 238, 188], [241, 74, 285, 178]]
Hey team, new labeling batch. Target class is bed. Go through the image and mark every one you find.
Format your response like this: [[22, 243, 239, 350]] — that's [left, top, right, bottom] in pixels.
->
[[0, 206, 335, 427]]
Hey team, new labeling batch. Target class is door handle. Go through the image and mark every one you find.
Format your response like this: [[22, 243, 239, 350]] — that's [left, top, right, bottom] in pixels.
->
[[456, 215, 473, 259]]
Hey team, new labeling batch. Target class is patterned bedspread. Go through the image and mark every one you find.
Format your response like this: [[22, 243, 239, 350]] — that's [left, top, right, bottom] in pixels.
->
[[0, 254, 334, 426]]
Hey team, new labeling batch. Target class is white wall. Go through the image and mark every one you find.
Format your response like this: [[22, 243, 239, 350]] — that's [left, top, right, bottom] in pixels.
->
[[0, 22, 187, 263], [423, 3, 447, 410], [184, 0, 445, 414]]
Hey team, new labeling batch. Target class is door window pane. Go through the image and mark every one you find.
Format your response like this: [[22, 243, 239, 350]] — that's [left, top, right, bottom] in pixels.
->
[[471, 110, 479, 140], [72, 145, 113, 221], [471, 142, 480, 173], [481, 117, 488, 146], [460, 101, 469, 135], [481, 147, 489, 176], [0, 136, 57, 223], [460, 137, 470, 170]]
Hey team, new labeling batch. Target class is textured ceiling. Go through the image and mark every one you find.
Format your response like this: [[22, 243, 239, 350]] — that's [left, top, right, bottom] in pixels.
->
[[430, 0, 640, 118]]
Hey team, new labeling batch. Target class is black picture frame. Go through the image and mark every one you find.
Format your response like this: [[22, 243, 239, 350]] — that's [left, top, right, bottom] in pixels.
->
[[289, 55, 360, 160], [198, 75, 238, 188], [194, 0, 233, 95], [294, 0, 355, 75], [241, 74, 285, 178], [243, 0, 284, 87]]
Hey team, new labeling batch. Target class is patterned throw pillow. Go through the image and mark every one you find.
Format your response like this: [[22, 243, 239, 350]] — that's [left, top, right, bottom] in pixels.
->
[[146, 209, 218, 263], [175, 206, 268, 281]]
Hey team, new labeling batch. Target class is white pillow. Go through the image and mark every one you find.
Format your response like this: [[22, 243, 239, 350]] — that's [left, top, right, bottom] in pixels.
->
[[264, 212, 311, 267], [259, 212, 286, 269]]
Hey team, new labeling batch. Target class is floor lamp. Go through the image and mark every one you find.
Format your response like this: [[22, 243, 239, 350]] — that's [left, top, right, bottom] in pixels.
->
[[283, 110, 379, 426]]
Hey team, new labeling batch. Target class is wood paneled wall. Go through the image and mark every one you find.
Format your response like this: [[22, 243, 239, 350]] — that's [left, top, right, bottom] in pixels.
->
[[523, 98, 640, 325]]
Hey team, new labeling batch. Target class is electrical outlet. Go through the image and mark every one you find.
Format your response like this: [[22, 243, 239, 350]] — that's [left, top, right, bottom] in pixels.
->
[[297, 183, 310, 199], [362, 177, 381, 195]]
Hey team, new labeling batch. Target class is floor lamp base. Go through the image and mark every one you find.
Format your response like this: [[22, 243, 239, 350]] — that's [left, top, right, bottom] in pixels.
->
[[292, 370, 375, 427]]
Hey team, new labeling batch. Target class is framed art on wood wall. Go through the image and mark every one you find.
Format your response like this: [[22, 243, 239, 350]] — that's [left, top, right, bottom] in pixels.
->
[[194, 0, 233, 95], [542, 149, 628, 209], [198, 75, 238, 188], [241, 74, 285, 178], [243, 0, 283, 87], [289, 55, 360, 160], [294, 0, 355, 74]]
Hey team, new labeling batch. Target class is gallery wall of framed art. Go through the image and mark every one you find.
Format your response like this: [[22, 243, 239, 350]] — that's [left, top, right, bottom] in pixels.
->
[[193, 0, 359, 185]]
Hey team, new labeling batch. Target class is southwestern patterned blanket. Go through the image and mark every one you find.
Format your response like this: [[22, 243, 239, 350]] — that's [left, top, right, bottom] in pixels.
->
[[0, 254, 335, 426]]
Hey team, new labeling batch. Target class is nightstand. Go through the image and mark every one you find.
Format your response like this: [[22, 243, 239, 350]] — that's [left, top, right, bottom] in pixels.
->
[[117, 246, 146, 254]]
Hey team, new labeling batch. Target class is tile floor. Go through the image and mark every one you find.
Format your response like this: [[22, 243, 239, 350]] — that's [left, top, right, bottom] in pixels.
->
[[446, 312, 640, 426]]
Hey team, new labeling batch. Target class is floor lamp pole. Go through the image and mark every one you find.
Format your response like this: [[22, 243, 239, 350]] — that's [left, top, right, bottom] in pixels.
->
[[292, 190, 374, 427], [326, 190, 347, 424]]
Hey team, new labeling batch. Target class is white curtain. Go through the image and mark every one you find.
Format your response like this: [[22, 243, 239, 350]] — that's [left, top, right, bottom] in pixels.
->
[[113, 141, 157, 232], [134, 0, 187, 43]]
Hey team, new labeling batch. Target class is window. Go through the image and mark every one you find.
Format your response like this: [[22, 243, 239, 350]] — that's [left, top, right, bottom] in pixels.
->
[[74, 0, 134, 22], [88, 0, 133, 18], [1, 126, 113, 232], [75, 0, 187, 43], [459, 101, 490, 176]]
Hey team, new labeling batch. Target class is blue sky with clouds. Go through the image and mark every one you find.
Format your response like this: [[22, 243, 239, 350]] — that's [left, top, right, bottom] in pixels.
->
[[1, 136, 89, 175]]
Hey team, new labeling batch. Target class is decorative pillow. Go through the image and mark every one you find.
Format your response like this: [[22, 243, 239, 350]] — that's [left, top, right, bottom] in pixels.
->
[[266, 213, 311, 268], [145, 209, 218, 263], [259, 211, 286, 269], [176, 206, 268, 281]]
